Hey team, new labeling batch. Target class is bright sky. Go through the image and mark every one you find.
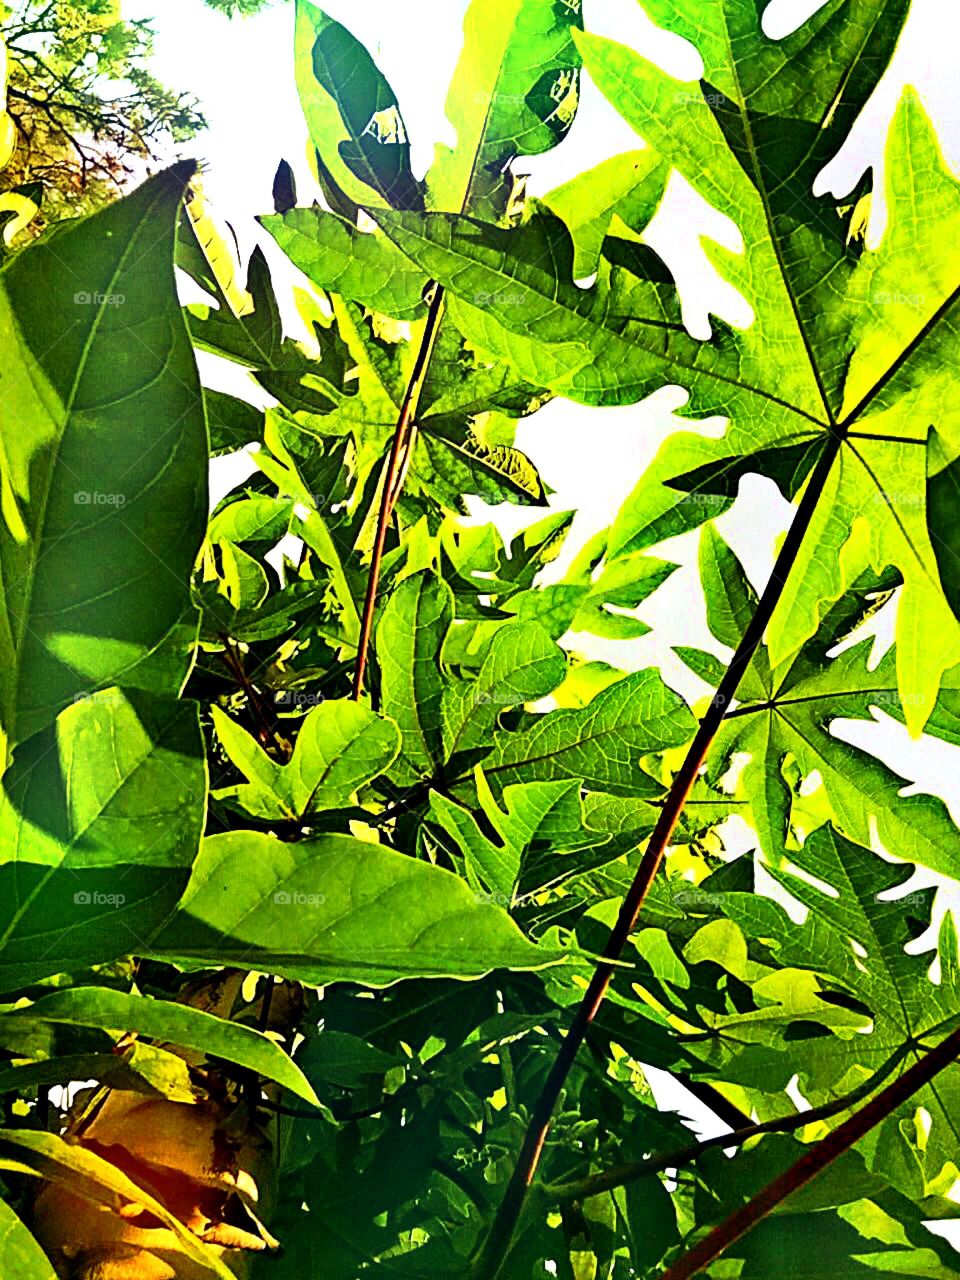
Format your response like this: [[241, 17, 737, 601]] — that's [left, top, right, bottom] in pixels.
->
[[121, 0, 960, 1191]]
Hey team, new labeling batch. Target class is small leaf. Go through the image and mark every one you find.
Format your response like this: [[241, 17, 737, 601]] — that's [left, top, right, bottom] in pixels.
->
[[212, 699, 400, 822]]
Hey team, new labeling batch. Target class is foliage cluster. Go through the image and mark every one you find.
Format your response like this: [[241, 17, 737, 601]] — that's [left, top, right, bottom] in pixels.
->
[[1, 0, 959, 1277]]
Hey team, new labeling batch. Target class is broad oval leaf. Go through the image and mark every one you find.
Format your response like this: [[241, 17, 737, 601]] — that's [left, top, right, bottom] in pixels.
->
[[294, 0, 422, 211], [147, 831, 565, 986], [0, 164, 206, 748]]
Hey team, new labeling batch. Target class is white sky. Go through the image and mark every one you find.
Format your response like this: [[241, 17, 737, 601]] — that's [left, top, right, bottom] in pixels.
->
[[121, 0, 960, 1196]]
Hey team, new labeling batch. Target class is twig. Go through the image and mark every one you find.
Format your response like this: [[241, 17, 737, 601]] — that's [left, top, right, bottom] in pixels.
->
[[659, 1025, 960, 1279], [351, 284, 446, 701], [473, 429, 845, 1277], [218, 634, 289, 757]]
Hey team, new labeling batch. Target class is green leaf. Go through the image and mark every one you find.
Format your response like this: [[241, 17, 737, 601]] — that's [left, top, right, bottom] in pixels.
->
[[690, 538, 960, 875], [212, 699, 400, 822], [0, 164, 206, 747], [927, 426, 960, 624], [540, 148, 669, 278], [721, 827, 960, 1191], [413, 428, 547, 509], [11, 986, 319, 1105], [0, 691, 205, 991], [209, 496, 294, 545], [294, 0, 422, 210], [378, 571, 453, 785], [203, 388, 265, 457], [0, 1196, 57, 1280], [575, 20, 960, 727], [0, 1044, 199, 1104], [147, 831, 565, 986], [297, 1028, 401, 1089], [427, 0, 583, 219], [259, 207, 429, 319], [441, 621, 567, 760], [428, 776, 593, 901], [471, 668, 696, 797]]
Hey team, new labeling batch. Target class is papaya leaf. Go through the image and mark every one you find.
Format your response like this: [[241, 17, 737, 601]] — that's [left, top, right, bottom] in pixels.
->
[[294, 0, 422, 211]]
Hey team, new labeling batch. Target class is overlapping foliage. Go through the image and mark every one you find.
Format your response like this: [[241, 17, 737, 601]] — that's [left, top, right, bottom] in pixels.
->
[[0, 0, 959, 1276]]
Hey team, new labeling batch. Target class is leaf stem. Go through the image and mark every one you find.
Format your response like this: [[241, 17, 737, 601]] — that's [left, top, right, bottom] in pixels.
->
[[218, 634, 289, 758], [474, 430, 844, 1278], [659, 1024, 960, 1279], [351, 284, 446, 701]]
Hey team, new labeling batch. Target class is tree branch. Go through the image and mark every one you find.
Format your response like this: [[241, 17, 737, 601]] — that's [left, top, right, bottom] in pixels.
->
[[351, 283, 446, 702], [659, 1025, 960, 1279], [474, 429, 845, 1278]]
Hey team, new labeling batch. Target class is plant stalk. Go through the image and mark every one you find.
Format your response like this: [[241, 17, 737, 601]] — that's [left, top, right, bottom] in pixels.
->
[[659, 1024, 960, 1279], [474, 429, 844, 1278], [351, 284, 446, 701]]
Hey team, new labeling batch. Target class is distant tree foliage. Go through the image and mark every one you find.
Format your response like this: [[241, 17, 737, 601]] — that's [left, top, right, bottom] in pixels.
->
[[0, 0, 274, 232]]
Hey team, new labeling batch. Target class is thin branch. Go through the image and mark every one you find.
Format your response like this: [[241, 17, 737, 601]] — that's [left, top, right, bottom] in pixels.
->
[[542, 1045, 906, 1204], [659, 1025, 960, 1280], [218, 634, 289, 758], [351, 284, 446, 701], [474, 430, 845, 1278]]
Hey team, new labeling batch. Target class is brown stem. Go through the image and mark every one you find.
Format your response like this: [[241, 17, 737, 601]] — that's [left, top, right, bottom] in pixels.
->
[[474, 430, 844, 1278], [218, 634, 288, 758], [543, 1043, 906, 1204], [351, 284, 446, 701], [659, 1025, 960, 1279]]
